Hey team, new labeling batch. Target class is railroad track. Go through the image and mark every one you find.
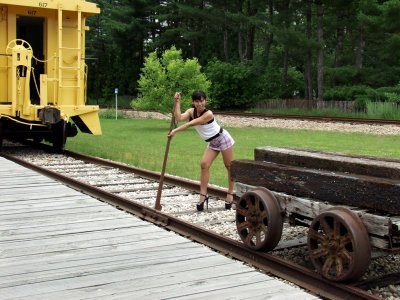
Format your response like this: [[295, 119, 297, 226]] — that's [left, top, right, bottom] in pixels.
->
[[100, 106, 400, 126], [214, 111, 400, 126], [0, 142, 393, 299]]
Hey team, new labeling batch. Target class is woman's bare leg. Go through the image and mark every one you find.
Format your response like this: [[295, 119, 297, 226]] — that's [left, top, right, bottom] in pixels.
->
[[200, 147, 219, 201]]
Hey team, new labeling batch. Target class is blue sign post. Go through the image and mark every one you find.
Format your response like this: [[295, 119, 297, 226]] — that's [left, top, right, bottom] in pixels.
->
[[115, 88, 118, 120]]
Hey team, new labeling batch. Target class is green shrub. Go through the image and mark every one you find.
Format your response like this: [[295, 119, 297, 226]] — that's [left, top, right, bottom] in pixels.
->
[[258, 69, 282, 100], [205, 60, 304, 109], [354, 95, 369, 111], [365, 88, 385, 102], [205, 59, 259, 110], [132, 46, 210, 113], [279, 67, 304, 99], [385, 92, 400, 103], [326, 84, 400, 112], [99, 109, 125, 119], [376, 85, 400, 94], [377, 86, 400, 103], [324, 85, 370, 101]]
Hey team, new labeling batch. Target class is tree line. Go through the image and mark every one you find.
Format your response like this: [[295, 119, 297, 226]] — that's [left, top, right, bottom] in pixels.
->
[[85, 0, 400, 110]]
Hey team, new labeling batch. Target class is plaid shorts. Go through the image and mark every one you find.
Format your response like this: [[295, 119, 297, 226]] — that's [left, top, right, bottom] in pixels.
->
[[208, 129, 235, 151]]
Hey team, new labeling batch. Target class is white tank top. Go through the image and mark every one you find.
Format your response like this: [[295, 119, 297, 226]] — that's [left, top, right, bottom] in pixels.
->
[[191, 108, 221, 141]]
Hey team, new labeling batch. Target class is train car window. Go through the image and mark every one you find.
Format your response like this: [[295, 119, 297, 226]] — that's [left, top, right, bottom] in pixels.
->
[[16, 16, 44, 105]]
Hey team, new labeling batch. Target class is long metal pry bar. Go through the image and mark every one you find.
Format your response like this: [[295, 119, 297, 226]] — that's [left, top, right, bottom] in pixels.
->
[[155, 101, 176, 210]]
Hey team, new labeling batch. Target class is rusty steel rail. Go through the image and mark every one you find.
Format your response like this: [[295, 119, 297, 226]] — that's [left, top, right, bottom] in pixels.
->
[[100, 106, 400, 126], [1, 152, 383, 300], [65, 150, 231, 200], [213, 111, 400, 125]]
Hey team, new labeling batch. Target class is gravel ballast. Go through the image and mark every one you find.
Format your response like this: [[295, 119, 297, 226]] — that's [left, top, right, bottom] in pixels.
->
[[120, 110, 400, 136]]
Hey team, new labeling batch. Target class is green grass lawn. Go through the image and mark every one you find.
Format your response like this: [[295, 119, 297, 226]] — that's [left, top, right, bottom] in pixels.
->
[[66, 118, 400, 188]]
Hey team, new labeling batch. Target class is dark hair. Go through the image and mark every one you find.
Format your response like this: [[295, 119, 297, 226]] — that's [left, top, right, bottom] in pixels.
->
[[192, 90, 206, 101]]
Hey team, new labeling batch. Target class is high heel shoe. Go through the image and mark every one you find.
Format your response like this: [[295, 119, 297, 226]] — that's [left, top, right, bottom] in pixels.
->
[[225, 192, 234, 209], [197, 193, 209, 211]]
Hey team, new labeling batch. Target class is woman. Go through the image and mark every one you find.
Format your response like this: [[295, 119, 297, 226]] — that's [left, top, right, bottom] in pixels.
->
[[167, 90, 235, 211]]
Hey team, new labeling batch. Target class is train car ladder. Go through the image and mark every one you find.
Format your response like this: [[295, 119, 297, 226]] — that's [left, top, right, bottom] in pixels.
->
[[58, 3, 82, 106]]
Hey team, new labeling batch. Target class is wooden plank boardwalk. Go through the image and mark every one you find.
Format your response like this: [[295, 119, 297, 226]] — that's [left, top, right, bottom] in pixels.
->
[[0, 156, 319, 299]]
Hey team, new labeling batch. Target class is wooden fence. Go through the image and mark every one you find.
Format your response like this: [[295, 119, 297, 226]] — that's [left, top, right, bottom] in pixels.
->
[[255, 99, 356, 112]]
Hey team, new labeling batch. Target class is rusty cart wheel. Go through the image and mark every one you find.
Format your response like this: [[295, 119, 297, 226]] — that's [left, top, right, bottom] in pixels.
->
[[307, 207, 371, 282], [236, 187, 283, 251]]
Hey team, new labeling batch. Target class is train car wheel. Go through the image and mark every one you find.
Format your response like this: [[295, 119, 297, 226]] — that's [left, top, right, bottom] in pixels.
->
[[236, 187, 283, 251], [307, 207, 371, 282], [52, 120, 67, 154]]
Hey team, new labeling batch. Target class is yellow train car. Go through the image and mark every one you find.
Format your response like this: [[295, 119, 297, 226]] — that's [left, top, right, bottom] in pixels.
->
[[0, 0, 101, 152]]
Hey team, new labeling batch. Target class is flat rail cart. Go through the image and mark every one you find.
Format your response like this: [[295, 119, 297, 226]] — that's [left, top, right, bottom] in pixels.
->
[[231, 146, 400, 282], [0, 0, 101, 152]]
